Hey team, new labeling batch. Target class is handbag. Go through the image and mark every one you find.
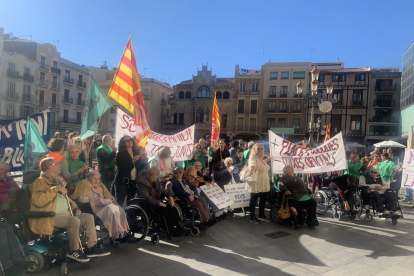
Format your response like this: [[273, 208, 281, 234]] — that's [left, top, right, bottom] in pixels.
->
[[278, 194, 291, 220], [240, 165, 256, 185]]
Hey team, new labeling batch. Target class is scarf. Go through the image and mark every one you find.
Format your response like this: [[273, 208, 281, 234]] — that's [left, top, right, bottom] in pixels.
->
[[159, 157, 166, 172], [41, 172, 66, 187]]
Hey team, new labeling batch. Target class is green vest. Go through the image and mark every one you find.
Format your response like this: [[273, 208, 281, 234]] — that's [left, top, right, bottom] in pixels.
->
[[378, 160, 395, 182], [67, 158, 85, 186], [97, 144, 115, 172]]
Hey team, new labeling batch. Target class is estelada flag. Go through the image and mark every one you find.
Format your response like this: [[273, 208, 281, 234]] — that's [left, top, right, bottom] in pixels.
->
[[211, 93, 220, 150], [324, 124, 331, 144], [108, 37, 150, 141]]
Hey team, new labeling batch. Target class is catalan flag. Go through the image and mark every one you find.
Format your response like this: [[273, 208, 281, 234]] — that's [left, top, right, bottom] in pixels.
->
[[108, 37, 150, 140], [211, 93, 221, 150], [324, 124, 331, 143]]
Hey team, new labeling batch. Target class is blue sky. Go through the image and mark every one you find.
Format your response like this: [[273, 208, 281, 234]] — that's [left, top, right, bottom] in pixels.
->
[[1, 0, 413, 85]]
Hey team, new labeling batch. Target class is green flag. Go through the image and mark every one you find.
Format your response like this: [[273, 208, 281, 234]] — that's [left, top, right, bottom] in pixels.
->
[[80, 77, 112, 140], [24, 116, 49, 172]]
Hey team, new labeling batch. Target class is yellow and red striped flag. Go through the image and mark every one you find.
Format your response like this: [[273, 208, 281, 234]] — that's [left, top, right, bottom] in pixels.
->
[[211, 94, 221, 150], [108, 37, 150, 141], [302, 140, 306, 147], [324, 124, 331, 143]]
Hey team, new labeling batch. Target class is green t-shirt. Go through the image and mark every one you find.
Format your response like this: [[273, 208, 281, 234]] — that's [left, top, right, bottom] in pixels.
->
[[56, 193, 69, 214], [347, 160, 362, 178]]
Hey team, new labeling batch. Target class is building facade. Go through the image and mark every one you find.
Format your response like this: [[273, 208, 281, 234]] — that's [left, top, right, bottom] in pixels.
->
[[401, 42, 414, 138]]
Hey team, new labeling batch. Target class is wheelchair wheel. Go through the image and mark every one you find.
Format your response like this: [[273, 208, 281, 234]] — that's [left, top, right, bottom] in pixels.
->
[[314, 191, 329, 215], [60, 263, 68, 276], [364, 214, 373, 222], [151, 233, 160, 244], [190, 226, 201, 237], [333, 212, 341, 220], [391, 217, 398, 225], [270, 207, 279, 223], [26, 251, 45, 273], [126, 205, 149, 242]]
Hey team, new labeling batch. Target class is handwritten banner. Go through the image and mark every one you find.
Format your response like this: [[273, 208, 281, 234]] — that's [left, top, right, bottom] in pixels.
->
[[224, 184, 250, 209], [200, 185, 233, 209], [115, 109, 195, 161], [269, 131, 347, 174], [402, 149, 414, 190], [0, 110, 50, 171]]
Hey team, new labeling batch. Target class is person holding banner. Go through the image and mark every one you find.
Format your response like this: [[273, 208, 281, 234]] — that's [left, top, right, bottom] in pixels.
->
[[247, 143, 271, 224], [212, 140, 230, 172]]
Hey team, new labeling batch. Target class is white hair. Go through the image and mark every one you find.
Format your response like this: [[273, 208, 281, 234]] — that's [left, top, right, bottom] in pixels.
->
[[283, 165, 293, 174], [224, 157, 233, 165], [87, 170, 101, 179]]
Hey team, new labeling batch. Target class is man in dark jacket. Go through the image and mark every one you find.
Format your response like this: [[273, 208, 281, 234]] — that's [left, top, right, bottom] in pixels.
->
[[97, 135, 117, 191], [211, 139, 230, 172], [136, 167, 185, 238]]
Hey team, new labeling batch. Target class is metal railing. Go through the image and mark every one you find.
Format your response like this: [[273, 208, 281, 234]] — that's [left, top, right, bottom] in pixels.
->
[[60, 118, 82, 125], [370, 116, 398, 123], [280, 93, 288, 98], [38, 79, 48, 87], [51, 82, 60, 90], [77, 80, 87, 88], [63, 77, 74, 84], [40, 64, 49, 71], [375, 84, 397, 92], [23, 73, 34, 82], [51, 103, 60, 110], [374, 99, 395, 108], [21, 94, 34, 102], [51, 67, 61, 75], [6, 90, 18, 100], [76, 100, 85, 106], [37, 101, 49, 108], [352, 100, 363, 106], [268, 93, 277, 98], [63, 97, 73, 104], [7, 69, 20, 78], [267, 107, 276, 113]]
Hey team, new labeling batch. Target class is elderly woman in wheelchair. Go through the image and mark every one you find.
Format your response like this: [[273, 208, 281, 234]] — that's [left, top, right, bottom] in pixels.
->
[[72, 171, 131, 242]]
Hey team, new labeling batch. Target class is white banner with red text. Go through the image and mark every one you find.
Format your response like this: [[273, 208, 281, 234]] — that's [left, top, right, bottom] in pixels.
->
[[115, 109, 195, 161], [269, 131, 347, 174], [401, 149, 414, 190], [200, 185, 233, 209]]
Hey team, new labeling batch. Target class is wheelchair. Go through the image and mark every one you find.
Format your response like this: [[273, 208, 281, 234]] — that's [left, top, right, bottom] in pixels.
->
[[173, 198, 204, 237], [357, 186, 403, 225]]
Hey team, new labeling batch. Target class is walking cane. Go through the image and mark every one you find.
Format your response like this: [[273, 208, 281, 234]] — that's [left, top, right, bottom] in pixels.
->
[[64, 194, 85, 253]]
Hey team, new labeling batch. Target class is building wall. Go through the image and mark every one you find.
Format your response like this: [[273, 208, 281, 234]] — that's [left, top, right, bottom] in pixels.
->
[[401, 43, 414, 137]]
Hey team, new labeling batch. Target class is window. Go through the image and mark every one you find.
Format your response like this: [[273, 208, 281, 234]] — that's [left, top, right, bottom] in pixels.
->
[[350, 116, 362, 132], [293, 118, 300, 129], [356, 74, 365, 81], [239, 83, 246, 93], [173, 113, 178, 124], [252, 83, 259, 93], [332, 90, 343, 104], [40, 56, 46, 66], [279, 101, 287, 112], [223, 91, 230, 99], [237, 118, 244, 131], [269, 86, 277, 97], [319, 75, 325, 82], [77, 93, 82, 105], [53, 76, 58, 85], [178, 113, 184, 124], [278, 118, 287, 127], [196, 107, 204, 123], [53, 60, 58, 68], [249, 118, 256, 131], [216, 92, 222, 99], [52, 93, 57, 104], [281, 71, 289, 79], [8, 62, 15, 71], [77, 112, 82, 124], [333, 74, 346, 81], [352, 90, 363, 104], [78, 74, 83, 82], [64, 89, 70, 102], [267, 118, 275, 128], [221, 114, 227, 128], [65, 70, 70, 79], [7, 82, 15, 92], [198, 86, 210, 97], [110, 119, 116, 128], [293, 71, 306, 79], [268, 101, 275, 112], [238, 100, 245, 114], [7, 104, 15, 119], [270, 72, 278, 79], [24, 67, 30, 75], [281, 86, 288, 97], [21, 105, 32, 117], [293, 101, 301, 112], [250, 100, 257, 114], [40, 72, 45, 80], [178, 91, 184, 99], [23, 85, 31, 101], [185, 91, 192, 99], [63, 110, 69, 123]]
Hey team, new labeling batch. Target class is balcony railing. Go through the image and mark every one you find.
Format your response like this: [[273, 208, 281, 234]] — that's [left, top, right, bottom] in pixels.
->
[[21, 94, 34, 102], [76, 100, 85, 106], [374, 99, 395, 108], [370, 116, 399, 123], [38, 79, 49, 88], [63, 97, 74, 104], [293, 93, 300, 98], [294, 128, 304, 134], [375, 84, 397, 92], [77, 80, 87, 88], [332, 99, 343, 106], [51, 67, 61, 75], [60, 118, 82, 125], [278, 109, 288, 113], [268, 93, 277, 98], [40, 63, 49, 71], [37, 101, 49, 108], [23, 73, 34, 82], [280, 93, 288, 98], [51, 103, 59, 110], [51, 82, 60, 90], [292, 109, 302, 113], [251, 89, 260, 95], [6, 90, 18, 100], [352, 100, 363, 106], [7, 69, 20, 78], [267, 107, 276, 113], [63, 77, 74, 85]]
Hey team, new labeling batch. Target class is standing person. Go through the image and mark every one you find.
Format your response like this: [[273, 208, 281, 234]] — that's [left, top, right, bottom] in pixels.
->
[[89, 134, 103, 167], [378, 153, 396, 186], [149, 146, 175, 182], [246, 143, 271, 224], [211, 139, 230, 172], [198, 138, 209, 167], [72, 137, 87, 163], [361, 152, 371, 167], [184, 143, 206, 169], [233, 149, 246, 167], [368, 152, 381, 168], [347, 152, 363, 178], [244, 141, 254, 160], [387, 148, 394, 160], [229, 140, 240, 160], [370, 147, 380, 156], [97, 134, 117, 191], [0, 162, 20, 213], [114, 136, 140, 206], [66, 144, 89, 195]]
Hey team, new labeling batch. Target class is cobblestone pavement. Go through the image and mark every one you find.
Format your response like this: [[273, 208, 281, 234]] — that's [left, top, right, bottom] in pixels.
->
[[39, 201, 414, 276]]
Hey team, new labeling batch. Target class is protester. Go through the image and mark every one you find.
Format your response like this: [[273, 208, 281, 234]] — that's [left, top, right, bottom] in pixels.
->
[[370, 147, 380, 157], [184, 143, 206, 169], [330, 174, 358, 212], [229, 140, 240, 159], [378, 153, 396, 186], [52, 132, 61, 139], [185, 165, 212, 187], [246, 143, 271, 224], [311, 173, 322, 193], [278, 165, 318, 228], [72, 171, 130, 240], [72, 137, 87, 163], [361, 152, 371, 167], [403, 187, 413, 204], [136, 167, 185, 238], [359, 166, 385, 212], [214, 157, 239, 188], [198, 138, 209, 166], [387, 148, 394, 160], [97, 134, 117, 191], [66, 144, 88, 193], [232, 149, 246, 168], [29, 157, 110, 262], [114, 136, 140, 206], [194, 161, 212, 182], [149, 146, 175, 182], [347, 152, 363, 178], [244, 141, 254, 160], [211, 139, 230, 172], [368, 152, 381, 168], [0, 162, 19, 213]]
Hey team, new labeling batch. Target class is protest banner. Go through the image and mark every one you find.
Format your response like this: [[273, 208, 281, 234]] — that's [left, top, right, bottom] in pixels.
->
[[269, 131, 347, 174], [200, 185, 233, 209], [0, 110, 50, 172], [224, 184, 250, 209], [115, 108, 195, 161], [402, 149, 414, 190]]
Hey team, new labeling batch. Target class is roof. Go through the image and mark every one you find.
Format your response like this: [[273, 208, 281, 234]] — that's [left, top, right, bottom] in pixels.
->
[[320, 68, 371, 73], [177, 78, 235, 85]]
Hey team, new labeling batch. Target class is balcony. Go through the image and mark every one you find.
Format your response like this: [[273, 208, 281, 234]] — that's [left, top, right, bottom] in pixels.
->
[[21, 94, 34, 103], [266, 107, 276, 113], [280, 93, 288, 98], [51, 67, 61, 75], [63, 97, 73, 104], [51, 82, 60, 90], [61, 118, 82, 125], [292, 109, 302, 113], [37, 101, 49, 108], [77, 80, 87, 88], [375, 84, 396, 92], [38, 79, 49, 88], [268, 93, 277, 98], [374, 99, 395, 108], [7, 69, 20, 78], [39, 63, 49, 71], [51, 103, 59, 110], [161, 99, 167, 106], [63, 77, 74, 85], [251, 89, 260, 95], [332, 99, 343, 106], [76, 100, 85, 106], [23, 73, 34, 82], [6, 90, 18, 101], [294, 128, 305, 134], [195, 123, 211, 130], [293, 93, 300, 98], [278, 109, 288, 113], [352, 100, 363, 106], [370, 116, 399, 123]]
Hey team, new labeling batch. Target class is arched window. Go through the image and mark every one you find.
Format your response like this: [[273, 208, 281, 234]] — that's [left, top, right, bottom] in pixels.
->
[[197, 86, 210, 98], [223, 91, 230, 99], [196, 107, 204, 123], [178, 91, 184, 99], [185, 91, 192, 99], [216, 92, 222, 99]]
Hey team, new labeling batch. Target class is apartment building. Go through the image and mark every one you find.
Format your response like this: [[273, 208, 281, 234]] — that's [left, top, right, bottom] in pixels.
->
[[401, 42, 414, 138]]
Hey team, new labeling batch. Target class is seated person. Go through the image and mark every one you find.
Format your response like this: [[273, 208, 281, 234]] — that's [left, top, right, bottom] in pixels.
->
[[170, 167, 213, 226], [359, 165, 384, 212], [186, 165, 212, 188], [29, 157, 110, 263], [0, 162, 20, 214], [214, 157, 239, 188], [278, 165, 318, 228], [71, 171, 130, 241], [0, 220, 35, 275], [136, 167, 186, 238], [194, 161, 212, 182], [66, 144, 89, 195], [329, 174, 358, 212]]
